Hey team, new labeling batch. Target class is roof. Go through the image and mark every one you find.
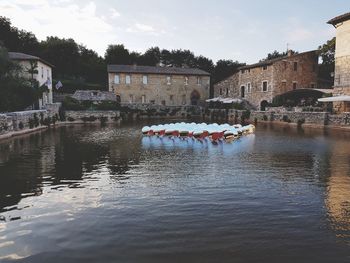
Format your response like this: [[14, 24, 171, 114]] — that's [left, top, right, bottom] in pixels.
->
[[318, 95, 350, 102], [328, 12, 350, 25], [239, 50, 317, 70], [71, 90, 117, 102], [8, 52, 54, 67], [107, 65, 210, 76]]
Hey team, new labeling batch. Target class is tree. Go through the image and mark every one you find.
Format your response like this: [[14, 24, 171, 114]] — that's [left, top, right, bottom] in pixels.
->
[[138, 47, 161, 66], [213, 59, 245, 83], [0, 45, 37, 112], [104, 44, 130, 65], [318, 37, 335, 82], [260, 50, 297, 62]]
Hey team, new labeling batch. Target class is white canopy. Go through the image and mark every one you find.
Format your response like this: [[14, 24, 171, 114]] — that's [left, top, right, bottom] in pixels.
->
[[206, 97, 242, 103], [318, 95, 350, 102]]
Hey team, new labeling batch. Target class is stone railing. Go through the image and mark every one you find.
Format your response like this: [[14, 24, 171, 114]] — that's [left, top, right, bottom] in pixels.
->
[[65, 110, 121, 123], [251, 111, 350, 127]]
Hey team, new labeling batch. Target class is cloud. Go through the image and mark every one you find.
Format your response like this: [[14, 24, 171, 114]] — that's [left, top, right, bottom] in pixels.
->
[[110, 8, 121, 18], [0, 0, 115, 55], [126, 22, 166, 36]]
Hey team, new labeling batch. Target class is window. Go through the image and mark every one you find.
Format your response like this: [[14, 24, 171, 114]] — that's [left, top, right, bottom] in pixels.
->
[[247, 83, 251, 93], [129, 94, 133, 103], [150, 100, 155, 104], [47, 69, 49, 78], [263, 65, 268, 70], [226, 88, 229, 96], [170, 95, 174, 104], [241, 86, 245, 98], [184, 76, 189, 85], [262, 81, 268, 92], [241, 69, 245, 74], [293, 62, 298, 71], [292, 82, 297, 90], [161, 100, 166, 106], [41, 66, 44, 78], [182, 95, 186, 105], [310, 83, 315, 89], [142, 75, 148, 85], [114, 75, 120, 84], [126, 75, 131, 84], [219, 88, 223, 95], [141, 95, 146, 103], [197, 76, 202, 85], [282, 81, 287, 92], [166, 76, 171, 85]]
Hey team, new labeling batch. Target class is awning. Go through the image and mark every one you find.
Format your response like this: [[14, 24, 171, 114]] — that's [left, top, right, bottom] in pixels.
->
[[206, 97, 242, 103], [318, 95, 350, 102]]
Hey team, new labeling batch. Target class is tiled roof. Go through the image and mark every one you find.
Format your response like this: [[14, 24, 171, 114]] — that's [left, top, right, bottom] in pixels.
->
[[107, 65, 210, 76], [8, 52, 54, 67], [239, 50, 317, 70], [328, 12, 350, 25]]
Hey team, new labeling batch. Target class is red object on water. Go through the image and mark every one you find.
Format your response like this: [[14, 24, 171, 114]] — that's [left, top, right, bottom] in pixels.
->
[[159, 130, 165, 136], [172, 131, 179, 137], [188, 132, 193, 137], [148, 130, 154, 136]]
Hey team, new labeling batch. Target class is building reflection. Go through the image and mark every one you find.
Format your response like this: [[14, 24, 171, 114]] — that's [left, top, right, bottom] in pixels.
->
[[325, 138, 350, 240]]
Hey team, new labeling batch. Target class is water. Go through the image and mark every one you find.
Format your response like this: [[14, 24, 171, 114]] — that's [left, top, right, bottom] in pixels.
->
[[0, 122, 350, 263]]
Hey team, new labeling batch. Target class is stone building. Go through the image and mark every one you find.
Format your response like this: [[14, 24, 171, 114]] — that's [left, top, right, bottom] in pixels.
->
[[325, 12, 350, 112], [214, 50, 319, 110], [8, 52, 54, 109], [107, 65, 210, 106]]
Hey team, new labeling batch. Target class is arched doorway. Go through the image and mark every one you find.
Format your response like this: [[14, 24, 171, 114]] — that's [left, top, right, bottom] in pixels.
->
[[260, 100, 268, 111], [190, 90, 200, 105]]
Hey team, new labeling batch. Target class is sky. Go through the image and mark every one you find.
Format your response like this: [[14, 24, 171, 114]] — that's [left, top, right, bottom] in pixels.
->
[[0, 0, 348, 64]]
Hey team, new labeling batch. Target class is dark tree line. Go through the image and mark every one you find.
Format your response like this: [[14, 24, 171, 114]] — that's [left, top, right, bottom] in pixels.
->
[[0, 16, 335, 95], [0, 16, 245, 93]]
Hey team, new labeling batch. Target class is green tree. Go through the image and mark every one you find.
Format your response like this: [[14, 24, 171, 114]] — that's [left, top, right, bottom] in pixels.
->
[[0, 45, 37, 112], [213, 59, 245, 83], [318, 37, 335, 82], [104, 44, 130, 64]]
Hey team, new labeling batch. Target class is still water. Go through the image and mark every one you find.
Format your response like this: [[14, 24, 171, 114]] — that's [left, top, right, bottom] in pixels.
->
[[0, 122, 350, 263]]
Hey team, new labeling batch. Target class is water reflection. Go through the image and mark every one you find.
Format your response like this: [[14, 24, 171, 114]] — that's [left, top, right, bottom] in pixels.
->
[[0, 123, 350, 262]]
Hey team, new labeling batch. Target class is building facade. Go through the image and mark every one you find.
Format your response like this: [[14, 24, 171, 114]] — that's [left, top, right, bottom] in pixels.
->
[[9, 52, 54, 109], [327, 12, 350, 112], [213, 50, 319, 110], [107, 65, 210, 106]]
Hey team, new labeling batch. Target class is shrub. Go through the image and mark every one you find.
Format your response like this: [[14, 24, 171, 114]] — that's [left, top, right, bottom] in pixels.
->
[[28, 118, 34, 129], [297, 118, 305, 127], [100, 116, 108, 124], [263, 115, 268, 121], [282, 115, 291, 123], [62, 97, 85, 111], [81, 116, 97, 122], [95, 101, 119, 111], [33, 113, 40, 127], [67, 117, 75, 122], [42, 117, 51, 126], [18, 122, 24, 130]]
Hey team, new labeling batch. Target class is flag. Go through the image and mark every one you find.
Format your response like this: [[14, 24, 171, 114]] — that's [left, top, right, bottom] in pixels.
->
[[55, 81, 63, 90], [44, 78, 51, 87]]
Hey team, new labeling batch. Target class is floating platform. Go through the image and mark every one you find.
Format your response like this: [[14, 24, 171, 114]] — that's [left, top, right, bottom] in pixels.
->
[[141, 122, 255, 143]]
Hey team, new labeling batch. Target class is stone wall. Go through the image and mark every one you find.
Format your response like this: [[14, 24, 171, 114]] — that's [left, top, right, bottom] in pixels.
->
[[65, 110, 121, 123], [108, 72, 210, 106], [0, 114, 13, 135], [213, 74, 239, 98], [6, 110, 49, 131], [250, 111, 350, 127]]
